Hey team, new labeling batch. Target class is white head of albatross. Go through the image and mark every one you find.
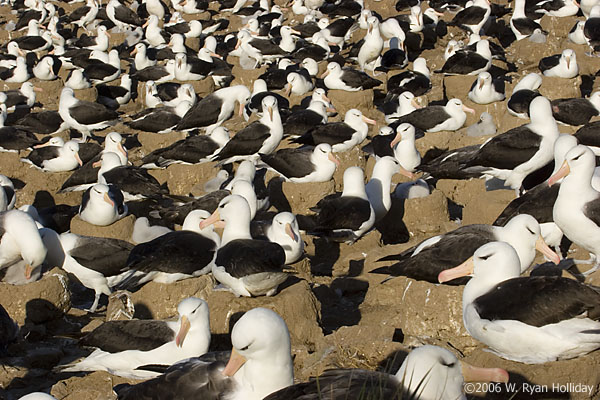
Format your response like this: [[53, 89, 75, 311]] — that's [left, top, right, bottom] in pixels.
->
[[224, 308, 293, 400], [396, 345, 509, 399]]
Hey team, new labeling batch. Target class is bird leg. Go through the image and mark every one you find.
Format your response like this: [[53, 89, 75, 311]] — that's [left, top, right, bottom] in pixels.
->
[[87, 292, 101, 313]]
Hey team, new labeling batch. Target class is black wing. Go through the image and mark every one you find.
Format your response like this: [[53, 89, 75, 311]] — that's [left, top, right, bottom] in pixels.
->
[[372, 225, 494, 284], [26, 146, 61, 167], [60, 154, 101, 191], [583, 196, 600, 228], [69, 236, 134, 276], [126, 231, 217, 274], [80, 320, 174, 352], [493, 183, 558, 226], [260, 147, 315, 178], [116, 358, 232, 400], [283, 110, 325, 137], [314, 196, 371, 231], [575, 121, 600, 148], [216, 239, 285, 277], [295, 122, 356, 146], [451, 6, 487, 26], [143, 135, 220, 165], [70, 101, 118, 125], [341, 68, 382, 89], [114, 4, 144, 25], [474, 276, 600, 327], [538, 54, 560, 72], [102, 166, 164, 196], [213, 122, 270, 160], [466, 126, 542, 169], [508, 89, 541, 117], [551, 98, 598, 126], [393, 106, 449, 132], [176, 95, 223, 130], [441, 51, 487, 74], [264, 369, 404, 400], [0, 127, 39, 151]]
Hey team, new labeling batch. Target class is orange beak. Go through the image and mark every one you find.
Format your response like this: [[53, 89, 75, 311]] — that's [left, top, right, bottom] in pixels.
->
[[362, 115, 377, 125], [461, 362, 509, 383], [320, 69, 330, 79], [438, 257, 474, 283], [176, 316, 191, 347], [33, 141, 53, 149], [390, 132, 402, 148], [285, 223, 298, 242], [284, 83, 291, 97], [75, 153, 83, 167], [398, 165, 415, 180], [536, 236, 560, 264], [118, 142, 128, 159], [200, 209, 221, 230], [104, 192, 115, 207], [33, 86, 43, 92], [462, 105, 476, 114], [92, 160, 102, 168], [548, 160, 569, 187], [238, 101, 245, 117], [25, 264, 33, 280], [328, 152, 340, 166], [222, 348, 247, 377]]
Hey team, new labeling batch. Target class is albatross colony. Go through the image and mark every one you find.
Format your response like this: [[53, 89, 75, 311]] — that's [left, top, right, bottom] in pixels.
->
[[1, 0, 600, 397]]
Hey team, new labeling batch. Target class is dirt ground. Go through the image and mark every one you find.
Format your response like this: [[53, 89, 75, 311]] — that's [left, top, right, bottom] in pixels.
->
[[1, 0, 600, 398]]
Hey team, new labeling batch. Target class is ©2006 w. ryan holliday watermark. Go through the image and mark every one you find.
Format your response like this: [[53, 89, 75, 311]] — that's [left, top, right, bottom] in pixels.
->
[[464, 381, 595, 396]]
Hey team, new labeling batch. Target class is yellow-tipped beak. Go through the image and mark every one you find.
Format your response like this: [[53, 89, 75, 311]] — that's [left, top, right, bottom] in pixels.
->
[[536, 236, 560, 264], [200, 209, 221, 230], [104, 192, 115, 207], [438, 257, 474, 283], [461, 361, 509, 383], [548, 160, 570, 187], [235, 39, 241, 50], [321, 93, 331, 103], [268, 106, 273, 121], [176, 315, 191, 347], [222, 348, 247, 377], [142, 20, 149, 28], [210, 52, 222, 59], [132, 47, 138, 55], [285, 223, 298, 242], [92, 160, 102, 168]]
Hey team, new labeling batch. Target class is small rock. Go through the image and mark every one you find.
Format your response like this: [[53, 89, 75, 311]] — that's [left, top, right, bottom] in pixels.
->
[[70, 215, 135, 242], [0, 268, 71, 325]]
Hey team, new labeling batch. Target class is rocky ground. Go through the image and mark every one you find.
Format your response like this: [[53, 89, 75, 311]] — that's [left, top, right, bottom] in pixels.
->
[[1, 0, 600, 399]]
